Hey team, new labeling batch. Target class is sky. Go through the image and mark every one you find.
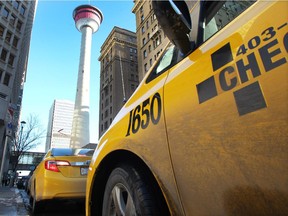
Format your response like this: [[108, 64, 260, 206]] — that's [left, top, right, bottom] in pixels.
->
[[21, 0, 136, 152]]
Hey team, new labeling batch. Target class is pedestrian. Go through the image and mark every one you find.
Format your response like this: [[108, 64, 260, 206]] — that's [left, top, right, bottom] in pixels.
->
[[9, 171, 16, 187], [1, 173, 8, 186]]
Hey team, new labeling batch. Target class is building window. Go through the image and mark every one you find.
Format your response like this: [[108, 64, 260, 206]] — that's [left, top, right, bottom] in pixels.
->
[[148, 45, 151, 52], [2, 7, 9, 19], [0, 24, 4, 37], [154, 37, 160, 48], [3, 73, 11, 86], [140, 6, 143, 13], [0, 92, 7, 100], [110, 106, 112, 114], [20, 5, 26, 16], [141, 26, 145, 34], [8, 54, 15, 66], [13, 37, 19, 48], [12, 1, 20, 9], [10, 14, 16, 26], [150, 59, 152, 66], [5, 31, 12, 43], [144, 63, 148, 72], [141, 14, 144, 23], [0, 49, 8, 62], [146, 21, 149, 28], [143, 50, 147, 58], [16, 20, 22, 31], [0, 70, 3, 81], [142, 38, 146, 46]]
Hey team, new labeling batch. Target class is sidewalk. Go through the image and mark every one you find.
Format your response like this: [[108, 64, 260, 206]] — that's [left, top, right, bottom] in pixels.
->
[[0, 186, 30, 216]]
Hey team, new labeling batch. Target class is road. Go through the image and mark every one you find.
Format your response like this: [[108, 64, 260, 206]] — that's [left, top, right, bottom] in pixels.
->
[[20, 189, 85, 216]]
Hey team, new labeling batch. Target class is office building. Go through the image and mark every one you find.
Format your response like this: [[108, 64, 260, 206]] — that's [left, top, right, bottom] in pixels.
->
[[132, 0, 169, 81], [0, 0, 37, 180], [45, 100, 74, 152], [98, 27, 138, 137]]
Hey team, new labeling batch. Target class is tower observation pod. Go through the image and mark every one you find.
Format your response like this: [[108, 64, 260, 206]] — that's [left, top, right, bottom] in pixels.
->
[[70, 5, 103, 148]]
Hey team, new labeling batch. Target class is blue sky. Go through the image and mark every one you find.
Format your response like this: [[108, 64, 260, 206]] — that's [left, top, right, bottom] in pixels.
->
[[21, 0, 136, 152]]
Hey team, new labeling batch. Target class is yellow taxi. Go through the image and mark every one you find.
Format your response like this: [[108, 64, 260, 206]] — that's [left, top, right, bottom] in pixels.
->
[[86, 0, 288, 215], [28, 148, 94, 214]]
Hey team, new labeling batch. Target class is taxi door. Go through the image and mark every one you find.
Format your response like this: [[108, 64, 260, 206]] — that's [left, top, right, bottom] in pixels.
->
[[163, 1, 288, 215]]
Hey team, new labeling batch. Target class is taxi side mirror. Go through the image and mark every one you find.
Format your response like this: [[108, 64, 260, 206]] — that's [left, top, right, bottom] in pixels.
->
[[152, 0, 193, 55]]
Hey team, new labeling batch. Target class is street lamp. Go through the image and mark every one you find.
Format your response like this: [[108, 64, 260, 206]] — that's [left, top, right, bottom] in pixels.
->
[[8, 120, 27, 187], [0, 120, 26, 187], [19, 121, 26, 147]]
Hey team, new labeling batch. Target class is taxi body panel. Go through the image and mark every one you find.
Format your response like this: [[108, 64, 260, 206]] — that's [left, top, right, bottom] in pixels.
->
[[87, 45, 184, 214], [29, 148, 93, 203], [164, 1, 288, 214], [87, 1, 287, 215]]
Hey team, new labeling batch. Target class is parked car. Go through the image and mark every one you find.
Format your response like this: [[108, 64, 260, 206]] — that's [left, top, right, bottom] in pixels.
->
[[16, 176, 28, 189], [85, 0, 288, 215], [28, 148, 94, 214]]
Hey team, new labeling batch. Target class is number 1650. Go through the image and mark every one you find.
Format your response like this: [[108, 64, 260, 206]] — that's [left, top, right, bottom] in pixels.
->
[[126, 93, 162, 136]]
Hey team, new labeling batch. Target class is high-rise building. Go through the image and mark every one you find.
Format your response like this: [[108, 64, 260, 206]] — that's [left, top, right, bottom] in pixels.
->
[[132, 0, 169, 81], [98, 27, 138, 137], [0, 0, 37, 179], [45, 100, 74, 152], [70, 5, 103, 148]]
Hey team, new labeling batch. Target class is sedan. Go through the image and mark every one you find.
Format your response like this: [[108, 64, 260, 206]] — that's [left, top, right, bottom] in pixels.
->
[[28, 148, 94, 214]]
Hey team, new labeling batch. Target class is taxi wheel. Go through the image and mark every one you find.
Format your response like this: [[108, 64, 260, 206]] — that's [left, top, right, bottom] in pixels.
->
[[102, 164, 165, 216], [30, 185, 44, 214]]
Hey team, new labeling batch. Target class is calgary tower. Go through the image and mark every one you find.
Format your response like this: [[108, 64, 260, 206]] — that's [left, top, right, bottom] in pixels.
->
[[70, 5, 103, 148]]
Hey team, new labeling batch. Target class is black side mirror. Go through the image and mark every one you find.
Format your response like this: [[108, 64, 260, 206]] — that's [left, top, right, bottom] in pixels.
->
[[152, 0, 193, 55]]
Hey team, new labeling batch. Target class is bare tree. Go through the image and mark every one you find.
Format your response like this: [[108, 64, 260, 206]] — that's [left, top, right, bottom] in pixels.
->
[[10, 114, 45, 172]]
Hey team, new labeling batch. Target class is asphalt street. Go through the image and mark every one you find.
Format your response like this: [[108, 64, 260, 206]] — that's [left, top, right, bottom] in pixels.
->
[[0, 186, 85, 216]]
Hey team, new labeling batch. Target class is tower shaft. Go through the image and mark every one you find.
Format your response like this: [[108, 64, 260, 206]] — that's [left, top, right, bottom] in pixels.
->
[[70, 26, 92, 148]]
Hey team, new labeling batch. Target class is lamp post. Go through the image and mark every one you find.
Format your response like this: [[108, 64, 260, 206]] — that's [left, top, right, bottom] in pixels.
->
[[19, 121, 26, 149], [8, 120, 26, 187], [0, 133, 10, 187], [0, 120, 26, 187]]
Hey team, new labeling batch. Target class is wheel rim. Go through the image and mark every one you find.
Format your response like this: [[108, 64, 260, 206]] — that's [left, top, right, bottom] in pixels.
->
[[108, 183, 136, 216]]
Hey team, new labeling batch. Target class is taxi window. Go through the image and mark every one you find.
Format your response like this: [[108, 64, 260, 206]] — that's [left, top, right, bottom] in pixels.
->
[[156, 45, 175, 74], [51, 148, 94, 156], [146, 43, 177, 83], [202, 1, 255, 42]]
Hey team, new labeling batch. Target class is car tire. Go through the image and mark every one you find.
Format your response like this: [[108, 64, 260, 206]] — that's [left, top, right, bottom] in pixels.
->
[[30, 184, 44, 214], [102, 164, 168, 216]]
